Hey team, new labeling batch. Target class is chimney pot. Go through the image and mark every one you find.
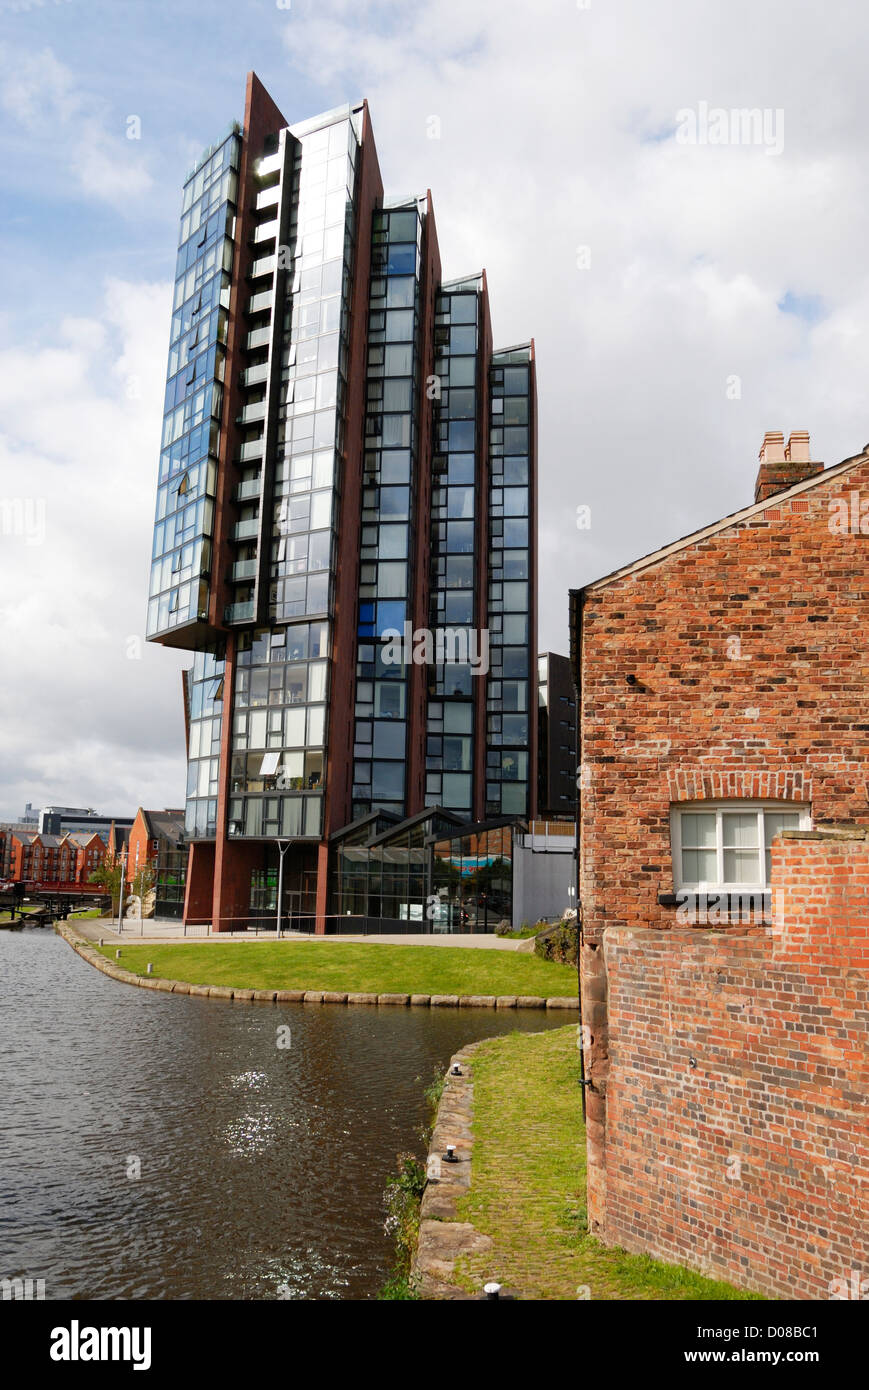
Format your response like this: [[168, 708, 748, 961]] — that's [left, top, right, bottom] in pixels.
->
[[759, 430, 786, 463], [785, 430, 811, 462], [755, 429, 823, 504]]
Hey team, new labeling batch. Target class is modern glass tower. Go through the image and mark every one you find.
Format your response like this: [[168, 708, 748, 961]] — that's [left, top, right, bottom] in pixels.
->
[[147, 74, 538, 931]]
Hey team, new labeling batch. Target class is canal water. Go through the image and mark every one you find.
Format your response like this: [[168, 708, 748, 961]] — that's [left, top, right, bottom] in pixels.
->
[[0, 927, 576, 1300]]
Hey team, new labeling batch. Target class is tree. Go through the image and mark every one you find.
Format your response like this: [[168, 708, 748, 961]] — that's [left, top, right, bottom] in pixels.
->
[[131, 865, 155, 901], [88, 858, 123, 915]]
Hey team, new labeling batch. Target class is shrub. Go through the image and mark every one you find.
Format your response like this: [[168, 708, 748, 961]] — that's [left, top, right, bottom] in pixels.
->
[[378, 1152, 425, 1300], [422, 1065, 446, 1113], [534, 920, 579, 966]]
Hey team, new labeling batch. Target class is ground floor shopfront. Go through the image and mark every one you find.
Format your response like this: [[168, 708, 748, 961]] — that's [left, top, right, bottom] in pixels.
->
[[179, 810, 574, 933]]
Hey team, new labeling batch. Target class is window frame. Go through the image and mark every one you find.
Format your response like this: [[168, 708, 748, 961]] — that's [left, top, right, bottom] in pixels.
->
[[670, 801, 811, 893]]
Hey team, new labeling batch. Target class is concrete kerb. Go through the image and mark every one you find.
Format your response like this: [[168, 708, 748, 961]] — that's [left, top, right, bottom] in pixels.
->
[[413, 1039, 510, 1300], [52, 923, 579, 1011]]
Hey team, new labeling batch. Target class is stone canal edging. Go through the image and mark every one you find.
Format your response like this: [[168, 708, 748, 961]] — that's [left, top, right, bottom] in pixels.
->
[[53, 923, 579, 1011], [414, 1039, 497, 1299]]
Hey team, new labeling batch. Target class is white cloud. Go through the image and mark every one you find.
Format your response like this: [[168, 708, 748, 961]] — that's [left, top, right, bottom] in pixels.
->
[[0, 44, 152, 207], [278, 0, 869, 650], [5, 0, 869, 816], [0, 278, 188, 819]]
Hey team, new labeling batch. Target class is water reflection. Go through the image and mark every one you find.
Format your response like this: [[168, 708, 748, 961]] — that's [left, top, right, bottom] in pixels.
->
[[0, 928, 576, 1300]]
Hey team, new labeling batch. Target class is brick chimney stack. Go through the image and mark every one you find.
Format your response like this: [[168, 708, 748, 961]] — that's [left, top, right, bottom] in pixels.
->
[[755, 429, 823, 503]]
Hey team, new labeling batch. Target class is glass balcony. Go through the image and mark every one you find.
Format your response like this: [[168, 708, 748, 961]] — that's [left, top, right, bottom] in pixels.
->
[[232, 518, 259, 541], [246, 326, 271, 352], [255, 184, 281, 212], [256, 153, 282, 178], [238, 399, 266, 424], [225, 601, 255, 623], [230, 559, 258, 581], [241, 362, 269, 387], [247, 289, 273, 315], [239, 438, 264, 462], [249, 255, 276, 279], [236, 477, 262, 501], [253, 218, 278, 244]]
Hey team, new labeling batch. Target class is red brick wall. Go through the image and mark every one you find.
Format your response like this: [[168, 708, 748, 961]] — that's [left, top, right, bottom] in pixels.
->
[[578, 454, 869, 939], [125, 810, 151, 884], [577, 455, 869, 1255], [595, 832, 869, 1299]]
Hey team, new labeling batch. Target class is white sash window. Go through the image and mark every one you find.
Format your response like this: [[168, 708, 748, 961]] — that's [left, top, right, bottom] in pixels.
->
[[671, 803, 810, 893]]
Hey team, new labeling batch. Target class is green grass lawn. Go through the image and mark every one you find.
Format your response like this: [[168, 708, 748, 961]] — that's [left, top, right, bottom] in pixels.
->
[[93, 940, 577, 998], [452, 1026, 762, 1301]]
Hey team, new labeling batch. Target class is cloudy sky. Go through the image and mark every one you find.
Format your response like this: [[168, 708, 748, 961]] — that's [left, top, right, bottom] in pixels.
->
[[1, 0, 867, 820]]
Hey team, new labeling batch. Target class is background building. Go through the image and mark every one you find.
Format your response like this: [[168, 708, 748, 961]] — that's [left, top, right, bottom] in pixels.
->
[[0, 828, 107, 887], [39, 807, 134, 838], [125, 808, 185, 884], [537, 652, 577, 818], [147, 74, 539, 931]]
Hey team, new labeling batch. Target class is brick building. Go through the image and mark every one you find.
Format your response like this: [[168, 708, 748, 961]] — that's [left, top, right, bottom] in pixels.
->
[[571, 429, 869, 935], [569, 429, 869, 1293], [1, 829, 106, 887], [124, 808, 185, 885], [596, 828, 868, 1299], [67, 831, 109, 885], [106, 821, 131, 865]]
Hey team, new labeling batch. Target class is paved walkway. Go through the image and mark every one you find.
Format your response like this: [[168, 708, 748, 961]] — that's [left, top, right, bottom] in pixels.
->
[[68, 918, 529, 951]]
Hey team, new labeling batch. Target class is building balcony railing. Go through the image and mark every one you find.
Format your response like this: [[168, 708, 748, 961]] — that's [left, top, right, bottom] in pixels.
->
[[241, 362, 269, 387], [256, 152, 282, 179], [247, 289, 274, 315], [230, 559, 258, 582], [232, 518, 259, 541], [238, 399, 266, 424], [252, 218, 279, 244], [238, 438, 264, 462], [225, 601, 255, 623], [255, 184, 281, 211], [245, 326, 271, 352], [249, 254, 276, 279], [235, 477, 262, 501]]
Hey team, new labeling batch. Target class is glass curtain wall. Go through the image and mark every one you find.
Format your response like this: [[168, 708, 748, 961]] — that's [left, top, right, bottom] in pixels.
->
[[352, 202, 425, 817], [227, 621, 329, 839], [269, 116, 360, 625], [184, 648, 226, 838], [227, 112, 362, 842], [486, 349, 532, 817], [148, 131, 239, 638], [154, 848, 188, 919], [335, 811, 461, 925], [425, 281, 481, 816], [431, 824, 513, 928]]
